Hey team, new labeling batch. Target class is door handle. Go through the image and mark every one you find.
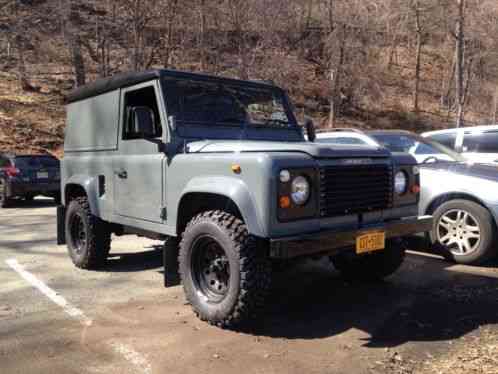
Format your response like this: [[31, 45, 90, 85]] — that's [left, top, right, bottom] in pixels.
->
[[116, 169, 127, 179]]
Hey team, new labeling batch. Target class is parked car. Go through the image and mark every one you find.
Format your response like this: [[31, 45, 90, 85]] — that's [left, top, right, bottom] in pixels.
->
[[423, 125, 498, 165], [0, 153, 61, 207], [316, 129, 498, 265], [58, 69, 432, 328]]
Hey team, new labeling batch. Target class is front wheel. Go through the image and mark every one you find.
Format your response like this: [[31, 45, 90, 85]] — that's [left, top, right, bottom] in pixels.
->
[[179, 210, 271, 328], [331, 239, 406, 281], [430, 199, 496, 265]]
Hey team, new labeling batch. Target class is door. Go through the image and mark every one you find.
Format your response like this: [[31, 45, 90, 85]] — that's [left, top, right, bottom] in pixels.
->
[[114, 81, 167, 223]]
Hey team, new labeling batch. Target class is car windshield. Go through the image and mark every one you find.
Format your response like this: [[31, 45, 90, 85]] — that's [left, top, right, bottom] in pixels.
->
[[15, 156, 60, 168], [162, 77, 296, 129], [371, 133, 465, 163]]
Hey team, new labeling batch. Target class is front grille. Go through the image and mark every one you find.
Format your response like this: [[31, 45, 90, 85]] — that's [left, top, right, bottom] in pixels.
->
[[320, 163, 392, 217]]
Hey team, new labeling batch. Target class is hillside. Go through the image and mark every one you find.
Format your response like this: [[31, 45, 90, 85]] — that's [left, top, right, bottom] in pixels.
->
[[1, 0, 498, 155]]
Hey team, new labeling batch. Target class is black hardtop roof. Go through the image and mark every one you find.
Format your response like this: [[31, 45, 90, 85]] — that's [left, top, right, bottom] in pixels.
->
[[65, 69, 279, 104]]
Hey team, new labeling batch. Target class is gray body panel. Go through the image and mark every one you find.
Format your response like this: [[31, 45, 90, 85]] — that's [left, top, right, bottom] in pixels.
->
[[62, 70, 427, 244]]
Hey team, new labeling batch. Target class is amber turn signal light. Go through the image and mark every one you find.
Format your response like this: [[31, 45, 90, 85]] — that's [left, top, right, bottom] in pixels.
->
[[279, 196, 291, 209], [411, 185, 421, 194], [231, 164, 241, 174]]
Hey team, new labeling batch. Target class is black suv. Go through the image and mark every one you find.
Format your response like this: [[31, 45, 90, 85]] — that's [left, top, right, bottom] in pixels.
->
[[0, 154, 61, 207]]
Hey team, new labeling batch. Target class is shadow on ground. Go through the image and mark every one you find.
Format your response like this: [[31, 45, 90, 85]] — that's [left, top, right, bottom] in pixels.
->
[[3, 198, 57, 209], [103, 246, 163, 272], [242, 253, 498, 348], [80, 238, 498, 349]]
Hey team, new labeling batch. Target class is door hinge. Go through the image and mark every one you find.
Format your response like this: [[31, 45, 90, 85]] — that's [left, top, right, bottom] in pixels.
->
[[160, 206, 167, 220]]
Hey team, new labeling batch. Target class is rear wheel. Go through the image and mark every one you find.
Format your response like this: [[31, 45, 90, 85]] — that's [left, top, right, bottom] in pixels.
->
[[0, 178, 10, 208], [65, 196, 111, 269], [179, 210, 271, 328], [331, 239, 406, 281], [430, 199, 496, 265]]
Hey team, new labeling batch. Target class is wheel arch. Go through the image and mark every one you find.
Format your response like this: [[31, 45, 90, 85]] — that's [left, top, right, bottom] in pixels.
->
[[425, 192, 498, 227], [64, 175, 100, 216], [174, 177, 265, 237]]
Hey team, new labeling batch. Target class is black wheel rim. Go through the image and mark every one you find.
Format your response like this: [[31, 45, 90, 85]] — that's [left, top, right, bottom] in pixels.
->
[[69, 213, 87, 254], [191, 235, 230, 303]]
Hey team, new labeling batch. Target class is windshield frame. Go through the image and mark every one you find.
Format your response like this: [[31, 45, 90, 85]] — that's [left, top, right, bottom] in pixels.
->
[[161, 77, 300, 131]]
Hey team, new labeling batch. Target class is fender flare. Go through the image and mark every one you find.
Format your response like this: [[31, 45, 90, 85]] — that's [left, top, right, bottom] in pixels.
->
[[175, 176, 266, 237], [64, 175, 100, 216]]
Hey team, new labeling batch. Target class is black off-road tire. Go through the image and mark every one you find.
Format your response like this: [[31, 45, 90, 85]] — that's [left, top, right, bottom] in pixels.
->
[[331, 239, 406, 282], [179, 210, 271, 328], [65, 196, 111, 269], [430, 199, 496, 265], [52, 193, 61, 205]]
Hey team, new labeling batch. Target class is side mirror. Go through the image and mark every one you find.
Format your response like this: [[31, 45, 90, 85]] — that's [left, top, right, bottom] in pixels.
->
[[131, 106, 155, 138], [304, 117, 316, 142]]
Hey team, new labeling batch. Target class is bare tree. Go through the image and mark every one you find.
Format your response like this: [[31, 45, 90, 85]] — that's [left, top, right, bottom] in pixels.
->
[[455, 0, 465, 127]]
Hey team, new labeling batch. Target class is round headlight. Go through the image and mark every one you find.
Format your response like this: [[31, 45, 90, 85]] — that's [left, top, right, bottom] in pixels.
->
[[394, 171, 408, 195], [291, 176, 310, 205]]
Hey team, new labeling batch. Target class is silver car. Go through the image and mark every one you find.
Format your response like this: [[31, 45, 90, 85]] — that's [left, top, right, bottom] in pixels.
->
[[317, 129, 498, 265]]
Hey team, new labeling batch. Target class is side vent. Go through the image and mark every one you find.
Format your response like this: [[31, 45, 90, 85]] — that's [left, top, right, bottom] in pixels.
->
[[98, 175, 106, 197]]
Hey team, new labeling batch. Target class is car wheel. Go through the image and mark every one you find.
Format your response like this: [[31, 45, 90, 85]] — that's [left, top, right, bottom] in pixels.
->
[[331, 239, 406, 281], [430, 199, 496, 265], [0, 178, 10, 208], [65, 196, 111, 269], [179, 210, 271, 328]]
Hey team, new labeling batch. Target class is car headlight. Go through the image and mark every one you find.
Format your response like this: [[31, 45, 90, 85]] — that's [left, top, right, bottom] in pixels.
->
[[394, 171, 408, 195], [291, 176, 310, 205]]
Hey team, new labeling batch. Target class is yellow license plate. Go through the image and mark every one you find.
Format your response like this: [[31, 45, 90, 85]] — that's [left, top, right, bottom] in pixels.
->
[[356, 231, 385, 254]]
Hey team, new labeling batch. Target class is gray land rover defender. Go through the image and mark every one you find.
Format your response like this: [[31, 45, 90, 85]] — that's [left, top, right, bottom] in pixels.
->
[[58, 69, 432, 327]]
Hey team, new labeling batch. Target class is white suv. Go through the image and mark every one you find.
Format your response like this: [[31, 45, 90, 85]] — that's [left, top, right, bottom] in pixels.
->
[[422, 125, 498, 164]]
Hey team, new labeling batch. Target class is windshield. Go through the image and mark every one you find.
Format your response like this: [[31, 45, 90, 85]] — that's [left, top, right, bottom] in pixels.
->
[[162, 77, 296, 129], [371, 133, 465, 163]]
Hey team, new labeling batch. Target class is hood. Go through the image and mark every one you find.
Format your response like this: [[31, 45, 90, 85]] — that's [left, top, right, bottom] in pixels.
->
[[421, 161, 498, 182], [186, 140, 391, 159]]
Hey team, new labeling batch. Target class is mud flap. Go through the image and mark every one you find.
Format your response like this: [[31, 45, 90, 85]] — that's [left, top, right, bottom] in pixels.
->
[[56, 205, 66, 245], [163, 237, 180, 287]]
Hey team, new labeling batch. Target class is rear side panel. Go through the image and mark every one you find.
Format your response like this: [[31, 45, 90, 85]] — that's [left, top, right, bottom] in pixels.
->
[[65, 90, 120, 152]]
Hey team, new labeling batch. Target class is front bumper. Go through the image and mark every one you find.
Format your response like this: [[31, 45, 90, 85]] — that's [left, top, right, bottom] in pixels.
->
[[269, 215, 433, 258], [9, 181, 60, 197]]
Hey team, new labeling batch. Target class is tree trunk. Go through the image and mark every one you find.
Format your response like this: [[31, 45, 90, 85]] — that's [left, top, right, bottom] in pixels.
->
[[70, 34, 86, 86], [199, 0, 207, 71], [328, 24, 346, 128], [413, 0, 422, 112], [455, 0, 465, 128]]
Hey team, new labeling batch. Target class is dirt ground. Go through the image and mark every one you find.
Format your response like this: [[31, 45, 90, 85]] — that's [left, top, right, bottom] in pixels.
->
[[1, 198, 497, 374]]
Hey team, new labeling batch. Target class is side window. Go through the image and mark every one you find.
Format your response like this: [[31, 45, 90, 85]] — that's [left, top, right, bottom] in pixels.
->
[[463, 131, 498, 153], [122, 86, 162, 140], [429, 133, 457, 149]]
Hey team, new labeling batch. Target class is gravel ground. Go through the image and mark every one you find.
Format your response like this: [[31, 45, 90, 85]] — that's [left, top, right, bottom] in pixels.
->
[[1, 198, 497, 374]]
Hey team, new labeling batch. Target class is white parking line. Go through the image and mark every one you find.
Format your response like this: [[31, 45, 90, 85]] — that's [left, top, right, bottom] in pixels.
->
[[5, 258, 93, 326], [5, 258, 152, 374]]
